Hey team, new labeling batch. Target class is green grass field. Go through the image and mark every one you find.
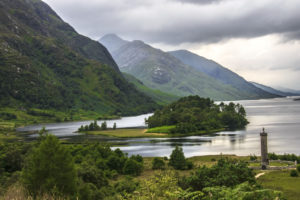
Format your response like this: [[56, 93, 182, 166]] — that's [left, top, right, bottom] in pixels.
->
[[86, 129, 168, 138], [146, 125, 176, 133], [257, 170, 300, 200]]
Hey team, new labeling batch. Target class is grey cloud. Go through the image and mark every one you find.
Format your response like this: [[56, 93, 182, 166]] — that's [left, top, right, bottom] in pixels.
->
[[171, 0, 225, 5], [43, 0, 300, 45]]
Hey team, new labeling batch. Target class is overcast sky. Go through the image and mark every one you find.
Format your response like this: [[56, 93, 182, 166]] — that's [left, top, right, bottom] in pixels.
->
[[43, 0, 300, 90]]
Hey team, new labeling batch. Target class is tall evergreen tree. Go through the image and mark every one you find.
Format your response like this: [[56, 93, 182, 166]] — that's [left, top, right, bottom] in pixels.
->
[[169, 146, 187, 170], [22, 134, 77, 197]]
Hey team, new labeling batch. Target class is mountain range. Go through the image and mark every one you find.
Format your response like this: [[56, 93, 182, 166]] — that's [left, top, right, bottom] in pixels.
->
[[0, 0, 158, 116], [250, 82, 298, 97], [99, 34, 278, 101]]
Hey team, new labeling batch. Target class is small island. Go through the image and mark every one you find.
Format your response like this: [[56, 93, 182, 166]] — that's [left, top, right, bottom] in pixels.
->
[[79, 96, 249, 138], [146, 95, 248, 135]]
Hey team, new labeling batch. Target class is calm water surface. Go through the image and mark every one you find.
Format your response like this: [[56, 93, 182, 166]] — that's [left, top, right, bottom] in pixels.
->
[[17, 97, 300, 157]]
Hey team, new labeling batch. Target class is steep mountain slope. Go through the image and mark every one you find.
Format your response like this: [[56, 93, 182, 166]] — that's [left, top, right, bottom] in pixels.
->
[[0, 0, 158, 116], [169, 50, 277, 99], [123, 73, 179, 105], [113, 40, 248, 100], [100, 35, 277, 100], [250, 82, 296, 97]]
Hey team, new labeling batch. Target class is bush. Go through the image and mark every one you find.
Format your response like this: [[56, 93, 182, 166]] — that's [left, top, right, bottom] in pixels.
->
[[198, 182, 284, 200], [290, 170, 298, 177], [0, 112, 17, 120], [77, 162, 108, 188], [297, 164, 300, 173], [250, 154, 257, 161], [179, 158, 256, 191], [152, 157, 166, 170], [114, 176, 139, 194], [123, 159, 143, 176], [186, 160, 194, 170], [268, 152, 279, 160], [169, 146, 187, 170], [131, 154, 143, 163]]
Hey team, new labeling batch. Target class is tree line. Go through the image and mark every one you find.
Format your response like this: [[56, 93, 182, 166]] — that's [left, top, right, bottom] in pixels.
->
[[147, 95, 249, 134]]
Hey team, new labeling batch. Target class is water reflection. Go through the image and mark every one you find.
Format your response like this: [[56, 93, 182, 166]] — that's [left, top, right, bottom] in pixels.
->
[[17, 97, 300, 157]]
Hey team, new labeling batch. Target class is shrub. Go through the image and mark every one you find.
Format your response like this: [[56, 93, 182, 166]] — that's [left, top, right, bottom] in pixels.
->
[[290, 170, 298, 177], [186, 160, 194, 170], [297, 164, 300, 173], [123, 159, 143, 176], [179, 158, 256, 191], [77, 162, 108, 188], [169, 146, 187, 170], [152, 157, 166, 170], [131, 154, 143, 163], [114, 176, 139, 194], [250, 154, 257, 161]]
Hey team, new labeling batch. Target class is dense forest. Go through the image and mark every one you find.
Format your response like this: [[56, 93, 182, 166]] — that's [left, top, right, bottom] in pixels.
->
[[147, 95, 249, 134]]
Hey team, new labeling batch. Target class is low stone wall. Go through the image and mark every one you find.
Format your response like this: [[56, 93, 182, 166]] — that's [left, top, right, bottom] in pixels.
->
[[249, 165, 296, 170], [248, 160, 296, 170]]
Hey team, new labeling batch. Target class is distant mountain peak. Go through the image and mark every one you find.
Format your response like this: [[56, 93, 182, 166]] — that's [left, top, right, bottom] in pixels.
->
[[131, 40, 145, 45], [100, 36, 278, 100], [99, 34, 129, 52], [100, 33, 123, 41]]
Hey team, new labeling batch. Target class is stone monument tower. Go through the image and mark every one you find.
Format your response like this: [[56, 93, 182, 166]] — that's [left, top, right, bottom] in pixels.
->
[[260, 128, 269, 169]]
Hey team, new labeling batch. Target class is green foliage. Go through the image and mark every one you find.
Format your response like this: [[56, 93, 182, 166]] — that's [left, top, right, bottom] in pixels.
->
[[152, 157, 166, 170], [0, 142, 32, 192], [297, 164, 300, 173], [250, 154, 258, 161], [268, 152, 300, 163], [179, 158, 256, 191], [22, 134, 77, 197], [169, 146, 189, 170], [101, 121, 107, 130], [78, 120, 101, 132], [198, 182, 285, 200], [122, 171, 183, 199], [0, 143, 30, 174], [290, 170, 298, 177], [114, 176, 139, 196], [123, 158, 143, 176], [0, 112, 17, 120], [147, 96, 248, 134]]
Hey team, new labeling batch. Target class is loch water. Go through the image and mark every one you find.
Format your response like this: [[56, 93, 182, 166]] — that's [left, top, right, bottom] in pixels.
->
[[17, 97, 300, 157]]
